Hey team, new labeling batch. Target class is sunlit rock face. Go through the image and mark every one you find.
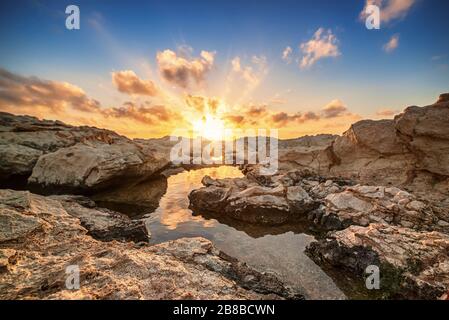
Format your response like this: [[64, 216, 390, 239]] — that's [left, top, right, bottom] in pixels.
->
[[330, 119, 414, 185], [275, 94, 449, 201], [0, 112, 170, 193], [0, 189, 302, 300]]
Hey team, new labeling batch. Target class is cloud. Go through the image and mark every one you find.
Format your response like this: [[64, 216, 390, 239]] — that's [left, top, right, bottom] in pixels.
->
[[0, 68, 101, 113], [112, 70, 159, 96], [102, 102, 182, 125], [185, 94, 220, 115], [156, 49, 215, 89], [282, 46, 293, 64], [383, 34, 399, 53], [299, 28, 340, 69], [224, 99, 351, 128], [360, 0, 416, 24], [231, 55, 268, 87], [321, 99, 348, 118], [376, 108, 399, 117]]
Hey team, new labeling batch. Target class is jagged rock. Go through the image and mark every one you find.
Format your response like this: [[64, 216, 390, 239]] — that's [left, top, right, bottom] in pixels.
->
[[0, 189, 302, 300], [310, 184, 448, 233], [306, 223, 449, 299], [274, 95, 449, 196], [189, 169, 320, 225]]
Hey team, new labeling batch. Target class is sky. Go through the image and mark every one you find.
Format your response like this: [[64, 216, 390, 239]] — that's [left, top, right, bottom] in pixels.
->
[[0, 0, 448, 139]]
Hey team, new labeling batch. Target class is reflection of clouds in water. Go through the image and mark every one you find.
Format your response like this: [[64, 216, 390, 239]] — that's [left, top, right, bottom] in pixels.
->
[[156, 166, 243, 230]]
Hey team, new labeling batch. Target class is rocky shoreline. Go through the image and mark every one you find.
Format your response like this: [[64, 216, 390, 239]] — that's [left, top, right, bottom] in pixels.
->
[[1, 93, 448, 299]]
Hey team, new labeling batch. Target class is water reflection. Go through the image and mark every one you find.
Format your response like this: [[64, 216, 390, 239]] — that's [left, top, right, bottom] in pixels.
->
[[144, 166, 346, 300]]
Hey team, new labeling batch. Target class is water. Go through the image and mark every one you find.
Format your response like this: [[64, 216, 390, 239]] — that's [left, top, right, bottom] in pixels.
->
[[141, 166, 346, 300]]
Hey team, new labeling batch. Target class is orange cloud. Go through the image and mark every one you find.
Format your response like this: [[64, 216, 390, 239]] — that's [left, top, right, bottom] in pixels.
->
[[102, 102, 182, 125], [321, 99, 348, 118], [376, 108, 399, 117], [112, 70, 159, 96], [0, 68, 100, 113]]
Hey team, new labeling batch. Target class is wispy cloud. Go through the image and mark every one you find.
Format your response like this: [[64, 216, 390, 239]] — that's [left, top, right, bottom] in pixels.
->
[[376, 108, 399, 117], [360, 0, 416, 24], [282, 46, 293, 64], [231, 55, 268, 87], [299, 28, 340, 69], [383, 34, 400, 53]]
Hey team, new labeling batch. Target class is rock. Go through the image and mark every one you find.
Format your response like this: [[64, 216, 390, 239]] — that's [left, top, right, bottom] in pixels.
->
[[272, 95, 449, 198], [0, 189, 302, 300], [306, 223, 449, 299], [395, 99, 449, 177], [0, 144, 42, 179], [317, 184, 447, 233], [28, 140, 169, 193], [331, 119, 413, 185], [50, 195, 149, 242], [0, 112, 170, 193], [436, 93, 449, 104], [189, 169, 320, 225], [278, 134, 338, 174]]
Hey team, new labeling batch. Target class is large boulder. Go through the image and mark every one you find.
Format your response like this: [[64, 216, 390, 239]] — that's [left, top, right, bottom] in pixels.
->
[[395, 96, 449, 176], [278, 134, 338, 174], [28, 140, 168, 193], [0, 189, 302, 300], [330, 119, 414, 185], [0, 112, 170, 193], [189, 169, 321, 225], [306, 223, 449, 299]]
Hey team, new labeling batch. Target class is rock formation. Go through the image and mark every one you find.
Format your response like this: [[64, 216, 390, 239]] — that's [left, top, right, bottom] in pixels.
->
[[0, 189, 302, 299], [306, 224, 449, 299], [0, 112, 170, 193], [189, 168, 320, 225]]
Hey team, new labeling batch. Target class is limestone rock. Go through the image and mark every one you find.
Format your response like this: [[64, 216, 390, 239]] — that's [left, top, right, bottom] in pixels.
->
[[0, 189, 302, 300], [189, 169, 320, 225], [306, 223, 449, 299], [311, 184, 447, 232], [28, 141, 169, 193]]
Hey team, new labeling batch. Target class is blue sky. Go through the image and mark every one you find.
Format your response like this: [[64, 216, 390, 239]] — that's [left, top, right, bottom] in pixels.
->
[[0, 0, 448, 138]]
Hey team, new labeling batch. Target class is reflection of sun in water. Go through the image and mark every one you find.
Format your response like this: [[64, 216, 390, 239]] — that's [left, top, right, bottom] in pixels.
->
[[192, 114, 225, 140]]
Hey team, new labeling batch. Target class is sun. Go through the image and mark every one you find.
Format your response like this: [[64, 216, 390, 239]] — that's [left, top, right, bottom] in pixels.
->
[[192, 114, 225, 141]]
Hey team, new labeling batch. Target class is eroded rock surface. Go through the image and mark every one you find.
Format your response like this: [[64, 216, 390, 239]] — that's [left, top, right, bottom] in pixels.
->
[[0, 189, 302, 300], [311, 184, 449, 233], [276, 94, 449, 197], [306, 224, 449, 299], [189, 169, 320, 225], [0, 112, 170, 193]]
